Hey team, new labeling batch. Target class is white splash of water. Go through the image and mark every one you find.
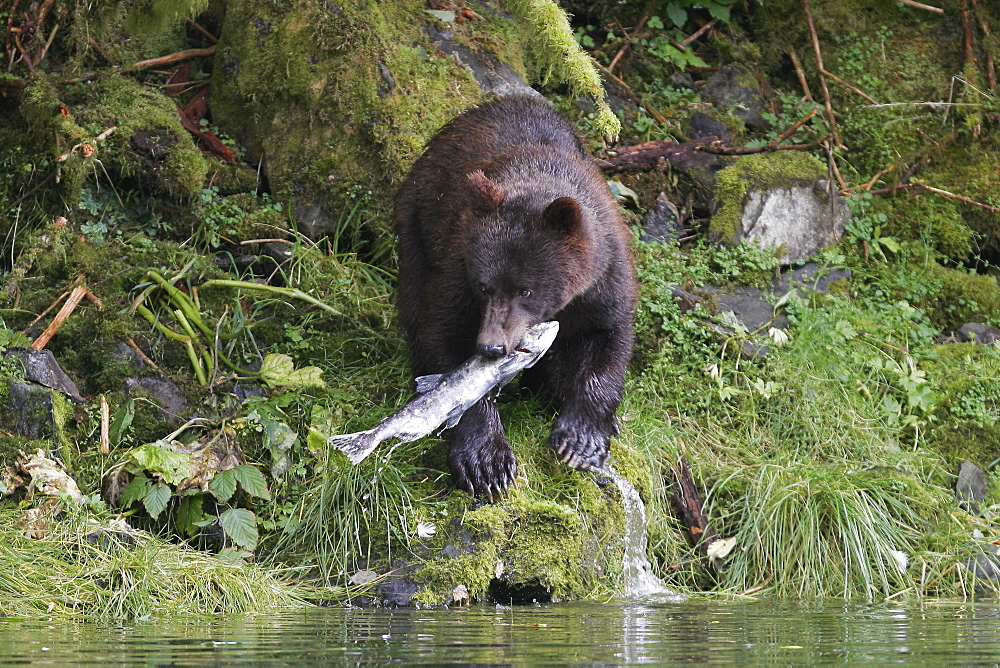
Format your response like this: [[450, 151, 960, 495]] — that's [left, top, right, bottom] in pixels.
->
[[603, 466, 687, 602]]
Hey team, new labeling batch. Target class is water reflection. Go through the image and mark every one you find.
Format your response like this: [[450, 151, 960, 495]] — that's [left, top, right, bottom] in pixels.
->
[[3, 599, 1000, 665]]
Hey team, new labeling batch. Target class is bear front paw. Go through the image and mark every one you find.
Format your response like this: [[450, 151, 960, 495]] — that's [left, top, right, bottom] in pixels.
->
[[551, 421, 610, 472], [448, 436, 518, 502]]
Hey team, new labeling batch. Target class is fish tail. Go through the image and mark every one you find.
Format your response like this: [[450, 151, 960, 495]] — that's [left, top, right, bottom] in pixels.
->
[[328, 429, 381, 465]]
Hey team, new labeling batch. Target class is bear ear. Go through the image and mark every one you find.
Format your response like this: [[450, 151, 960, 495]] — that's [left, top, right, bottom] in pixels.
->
[[543, 197, 584, 236], [466, 170, 504, 210]]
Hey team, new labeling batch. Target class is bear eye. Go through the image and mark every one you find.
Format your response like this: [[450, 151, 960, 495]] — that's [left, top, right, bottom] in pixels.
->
[[519, 289, 532, 298]]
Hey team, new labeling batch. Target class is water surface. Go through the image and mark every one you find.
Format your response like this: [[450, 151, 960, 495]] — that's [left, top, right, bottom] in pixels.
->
[[3, 599, 1000, 665]]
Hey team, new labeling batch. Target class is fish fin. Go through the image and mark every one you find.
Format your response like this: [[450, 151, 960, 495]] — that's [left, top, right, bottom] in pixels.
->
[[443, 409, 463, 430], [327, 430, 381, 465], [414, 374, 443, 393]]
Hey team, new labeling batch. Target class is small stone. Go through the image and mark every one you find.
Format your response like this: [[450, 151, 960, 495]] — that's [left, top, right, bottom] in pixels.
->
[[956, 323, 1000, 345], [350, 570, 378, 586], [641, 193, 683, 244], [956, 460, 988, 514]]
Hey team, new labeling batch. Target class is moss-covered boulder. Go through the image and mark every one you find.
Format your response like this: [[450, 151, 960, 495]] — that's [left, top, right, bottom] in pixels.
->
[[710, 151, 849, 264], [209, 0, 507, 247]]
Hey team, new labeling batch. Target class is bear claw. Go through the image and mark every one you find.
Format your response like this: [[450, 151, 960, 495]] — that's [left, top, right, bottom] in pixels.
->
[[449, 436, 517, 502], [551, 424, 609, 472]]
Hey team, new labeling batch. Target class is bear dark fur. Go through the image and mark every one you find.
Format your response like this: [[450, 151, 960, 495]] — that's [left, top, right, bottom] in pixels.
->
[[395, 95, 637, 499]]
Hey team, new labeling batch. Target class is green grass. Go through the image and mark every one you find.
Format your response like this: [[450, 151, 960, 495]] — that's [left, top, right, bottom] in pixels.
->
[[0, 508, 320, 619]]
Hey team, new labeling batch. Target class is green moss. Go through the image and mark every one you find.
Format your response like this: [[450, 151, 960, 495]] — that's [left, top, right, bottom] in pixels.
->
[[918, 264, 1000, 331], [709, 151, 828, 243], [502, 0, 620, 139], [210, 0, 485, 246]]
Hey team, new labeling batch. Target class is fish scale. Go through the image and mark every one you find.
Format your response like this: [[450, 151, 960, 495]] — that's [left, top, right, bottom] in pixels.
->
[[328, 321, 559, 464]]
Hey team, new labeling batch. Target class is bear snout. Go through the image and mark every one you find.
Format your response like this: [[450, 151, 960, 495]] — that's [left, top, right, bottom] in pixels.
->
[[477, 343, 508, 358]]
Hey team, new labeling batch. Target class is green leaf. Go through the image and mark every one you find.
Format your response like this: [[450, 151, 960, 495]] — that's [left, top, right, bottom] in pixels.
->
[[175, 495, 211, 538], [232, 465, 271, 500], [607, 180, 641, 209], [109, 398, 135, 447], [425, 9, 455, 22], [219, 508, 258, 551], [143, 482, 172, 519], [120, 473, 152, 509], [210, 468, 237, 503], [129, 444, 192, 486], [259, 353, 326, 389], [707, 3, 731, 22], [666, 5, 687, 28]]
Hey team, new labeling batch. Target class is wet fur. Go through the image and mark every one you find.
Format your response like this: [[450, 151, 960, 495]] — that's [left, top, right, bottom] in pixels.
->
[[395, 96, 637, 499]]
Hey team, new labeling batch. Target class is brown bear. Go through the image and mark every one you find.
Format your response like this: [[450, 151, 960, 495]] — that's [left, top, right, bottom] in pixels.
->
[[395, 95, 637, 499]]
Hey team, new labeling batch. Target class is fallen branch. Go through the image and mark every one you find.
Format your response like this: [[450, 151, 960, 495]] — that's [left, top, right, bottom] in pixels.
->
[[913, 181, 1000, 212], [31, 282, 99, 351], [802, 0, 842, 148], [697, 134, 828, 155], [821, 68, 878, 104], [600, 136, 719, 172], [868, 180, 1000, 212], [787, 47, 814, 101], [63, 45, 216, 84], [99, 395, 110, 454], [898, 0, 944, 12], [681, 19, 717, 47], [671, 456, 723, 571]]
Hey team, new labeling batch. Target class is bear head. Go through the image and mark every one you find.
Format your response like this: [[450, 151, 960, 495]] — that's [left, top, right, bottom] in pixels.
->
[[462, 170, 595, 358]]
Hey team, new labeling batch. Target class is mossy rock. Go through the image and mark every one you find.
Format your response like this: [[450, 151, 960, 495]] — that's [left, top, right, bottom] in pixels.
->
[[210, 0, 497, 247], [21, 75, 208, 202], [918, 264, 1000, 331], [709, 151, 846, 263]]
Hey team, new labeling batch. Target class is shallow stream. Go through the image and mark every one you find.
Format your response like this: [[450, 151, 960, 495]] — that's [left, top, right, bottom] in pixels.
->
[[3, 599, 1000, 665]]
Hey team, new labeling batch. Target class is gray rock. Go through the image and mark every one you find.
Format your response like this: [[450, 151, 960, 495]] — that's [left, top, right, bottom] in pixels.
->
[[641, 193, 684, 243], [739, 181, 850, 265], [689, 111, 729, 142], [703, 65, 770, 131], [956, 460, 988, 514], [956, 323, 1000, 344], [8, 381, 61, 440], [4, 348, 83, 402], [426, 24, 540, 99], [125, 377, 188, 424], [773, 263, 852, 294]]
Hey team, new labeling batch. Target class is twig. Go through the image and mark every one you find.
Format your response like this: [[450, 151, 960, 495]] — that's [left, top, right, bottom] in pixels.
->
[[697, 134, 828, 155], [595, 62, 669, 124], [99, 395, 110, 454], [773, 108, 818, 144], [787, 47, 813, 101], [125, 337, 162, 372], [898, 0, 944, 12], [36, 22, 58, 66], [821, 68, 878, 104], [824, 139, 848, 191], [23, 291, 70, 334], [186, 18, 219, 44], [31, 283, 92, 350], [802, 0, 842, 148], [130, 46, 216, 71], [62, 46, 216, 85], [608, 0, 655, 73], [681, 20, 716, 47], [12, 34, 35, 72], [913, 181, 1000, 212]]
